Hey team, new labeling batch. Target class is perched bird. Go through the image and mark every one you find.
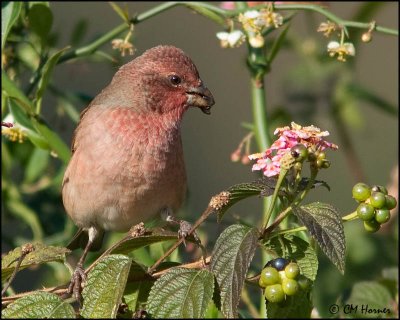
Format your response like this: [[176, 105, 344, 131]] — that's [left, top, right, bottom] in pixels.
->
[[62, 45, 215, 298]]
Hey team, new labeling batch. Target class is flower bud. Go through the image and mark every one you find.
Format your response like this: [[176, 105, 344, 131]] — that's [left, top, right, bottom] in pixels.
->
[[361, 32, 372, 43]]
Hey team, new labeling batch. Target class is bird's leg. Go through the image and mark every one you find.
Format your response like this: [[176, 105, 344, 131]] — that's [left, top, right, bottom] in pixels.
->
[[68, 227, 98, 303], [161, 207, 200, 246]]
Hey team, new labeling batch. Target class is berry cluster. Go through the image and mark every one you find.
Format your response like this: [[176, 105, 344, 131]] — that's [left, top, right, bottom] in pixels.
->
[[259, 258, 310, 303], [352, 183, 397, 232], [290, 144, 331, 169]]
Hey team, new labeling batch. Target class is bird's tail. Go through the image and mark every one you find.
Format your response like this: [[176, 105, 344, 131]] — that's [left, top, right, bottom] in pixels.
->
[[67, 228, 104, 252]]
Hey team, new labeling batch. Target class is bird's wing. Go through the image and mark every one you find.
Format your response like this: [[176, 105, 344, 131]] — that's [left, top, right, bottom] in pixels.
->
[[71, 106, 91, 154]]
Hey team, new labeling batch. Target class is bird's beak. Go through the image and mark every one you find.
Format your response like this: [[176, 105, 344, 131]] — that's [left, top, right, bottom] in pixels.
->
[[186, 84, 215, 115]]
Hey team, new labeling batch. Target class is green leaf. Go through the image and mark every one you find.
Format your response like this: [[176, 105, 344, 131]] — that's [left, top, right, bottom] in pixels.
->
[[147, 268, 214, 318], [1, 292, 76, 319], [31, 116, 71, 163], [217, 177, 277, 221], [81, 254, 131, 319], [345, 281, 392, 318], [210, 224, 259, 318], [346, 82, 398, 116], [293, 202, 346, 274], [5, 200, 44, 243], [266, 22, 290, 65], [8, 99, 51, 149], [1, 2, 22, 51], [2, 243, 70, 283], [2, 71, 35, 113], [264, 234, 318, 281], [123, 281, 153, 314], [24, 148, 50, 183], [109, 2, 130, 23], [266, 289, 312, 318], [70, 19, 88, 46], [27, 3, 53, 42], [186, 3, 226, 26], [36, 47, 70, 111], [107, 228, 189, 255]]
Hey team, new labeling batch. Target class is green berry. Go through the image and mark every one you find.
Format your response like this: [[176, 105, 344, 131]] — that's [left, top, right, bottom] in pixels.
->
[[278, 270, 287, 283], [293, 162, 303, 171], [321, 160, 331, 169], [264, 284, 285, 303], [316, 159, 324, 168], [297, 275, 312, 290], [317, 152, 326, 160], [291, 144, 308, 162], [356, 203, 375, 221], [284, 262, 300, 279], [375, 209, 390, 224], [282, 278, 299, 296], [352, 183, 371, 202], [370, 192, 386, 209], [371, 185, 388, 195], [385, 195, 397, 210], [364, 219, 381, 233], [259, 267, 280, 287]]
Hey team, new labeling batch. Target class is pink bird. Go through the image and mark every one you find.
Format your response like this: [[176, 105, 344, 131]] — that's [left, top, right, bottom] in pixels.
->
[[62, 45, 215, 299]]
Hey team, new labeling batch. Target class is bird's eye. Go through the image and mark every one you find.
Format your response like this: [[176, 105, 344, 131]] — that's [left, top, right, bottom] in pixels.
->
[[168, 75, 182, 86]]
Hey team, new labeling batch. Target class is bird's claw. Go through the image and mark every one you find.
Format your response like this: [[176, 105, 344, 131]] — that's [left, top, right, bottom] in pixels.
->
[[68, 264, 86, 303]]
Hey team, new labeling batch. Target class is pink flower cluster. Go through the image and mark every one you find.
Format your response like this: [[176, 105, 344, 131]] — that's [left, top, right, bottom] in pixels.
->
[[249, 122, 338, 177]]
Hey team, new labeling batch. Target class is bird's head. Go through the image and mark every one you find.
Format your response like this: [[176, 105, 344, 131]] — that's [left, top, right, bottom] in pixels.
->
[[112, 45, 215, 116]]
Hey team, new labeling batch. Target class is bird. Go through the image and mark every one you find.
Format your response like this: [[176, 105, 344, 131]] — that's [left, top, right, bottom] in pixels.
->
[[61, 45, 215, 299]]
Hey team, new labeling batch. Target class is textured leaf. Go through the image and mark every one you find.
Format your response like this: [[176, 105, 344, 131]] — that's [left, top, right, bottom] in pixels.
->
[[266, 289, 312, 319], [1, 2, 22, 50], [299, 178, 331, 192], [123, 281, 153, 313], [107, 228, 193, 255], [36, 47, 70, 108], [81, 254, 131, 318], [1, 292, 75, 319], [293, 202, 346, 274], [217, 177, 277, 221], [2, 243, 70, 283], [147, 268, 214, 318], [210, 224, 259, 318], [27, 3, 53, 41], [264, 234, 318, 281], [346, 281, 392, 318]]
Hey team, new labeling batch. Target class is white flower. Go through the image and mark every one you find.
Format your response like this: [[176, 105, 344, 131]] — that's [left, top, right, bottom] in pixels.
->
[[327, 41, 355, 62], [216, 30, 245, 48]]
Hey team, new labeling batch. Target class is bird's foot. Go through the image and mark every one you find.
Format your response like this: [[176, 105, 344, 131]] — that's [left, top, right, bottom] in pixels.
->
[[68, 264, 86, 303]]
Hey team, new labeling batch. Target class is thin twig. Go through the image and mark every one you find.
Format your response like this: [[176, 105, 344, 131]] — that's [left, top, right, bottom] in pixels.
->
[[147, 207, 214, 274], [2, 244, 35, 297]]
